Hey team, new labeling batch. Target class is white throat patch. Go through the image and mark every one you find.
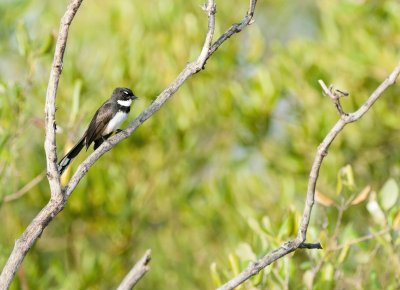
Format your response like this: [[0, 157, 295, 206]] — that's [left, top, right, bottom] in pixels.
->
[[117, 99, 133, 107]]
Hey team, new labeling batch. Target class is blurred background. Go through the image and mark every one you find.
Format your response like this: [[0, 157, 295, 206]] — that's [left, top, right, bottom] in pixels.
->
[[1, 0, 400, 289]]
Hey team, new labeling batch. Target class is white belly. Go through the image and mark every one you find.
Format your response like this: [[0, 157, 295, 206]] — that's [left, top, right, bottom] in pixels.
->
[[103, 111, 128, 135]]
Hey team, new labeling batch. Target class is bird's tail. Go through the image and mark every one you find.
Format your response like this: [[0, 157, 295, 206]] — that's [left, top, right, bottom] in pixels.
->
[[58, 135, 86, 175]]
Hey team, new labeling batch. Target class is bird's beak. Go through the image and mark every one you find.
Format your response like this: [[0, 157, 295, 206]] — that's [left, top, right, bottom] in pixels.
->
[[132, 95, 139, 100]]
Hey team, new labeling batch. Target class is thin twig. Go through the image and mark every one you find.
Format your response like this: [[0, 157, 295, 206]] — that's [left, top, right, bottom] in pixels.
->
[[297, 64, 400, 241], [198, 0, 216, 66], [116, 250, 151, 290], [330, 228, 392, 251], [206, 0, 257, 64], [216, 64, 400, 290], [3, 172, 46, 203]]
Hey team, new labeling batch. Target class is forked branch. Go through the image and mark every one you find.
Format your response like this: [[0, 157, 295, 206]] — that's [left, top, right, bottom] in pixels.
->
[[216, 63, 400, 290]]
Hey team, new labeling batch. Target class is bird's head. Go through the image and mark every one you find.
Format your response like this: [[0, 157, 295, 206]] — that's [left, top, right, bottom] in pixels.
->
[[112, 87, 138, 107]]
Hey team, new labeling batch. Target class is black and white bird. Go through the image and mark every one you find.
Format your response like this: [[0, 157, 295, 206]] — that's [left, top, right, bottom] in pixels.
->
[[57, 87, 138, 175]]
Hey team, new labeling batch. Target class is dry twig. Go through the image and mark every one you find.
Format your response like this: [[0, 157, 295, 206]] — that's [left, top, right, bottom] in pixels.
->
[[3, 172, 45, 203], [116, 250, 151, 290]]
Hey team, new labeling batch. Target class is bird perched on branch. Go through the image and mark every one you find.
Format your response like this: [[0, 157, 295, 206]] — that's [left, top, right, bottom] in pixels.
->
[[57, 87, 138, 175]]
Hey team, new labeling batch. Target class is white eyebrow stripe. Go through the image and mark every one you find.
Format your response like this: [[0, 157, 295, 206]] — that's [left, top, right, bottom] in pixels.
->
[[117, 99, 133, 107], [123, 90, 129, 95]]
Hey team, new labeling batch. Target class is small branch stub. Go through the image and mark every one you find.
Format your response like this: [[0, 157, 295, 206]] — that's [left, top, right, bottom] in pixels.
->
[[299, 242, 323, 250], [201, 1, 216, 15], [319, 79, 349, 117], [116, 250, 151, 290]]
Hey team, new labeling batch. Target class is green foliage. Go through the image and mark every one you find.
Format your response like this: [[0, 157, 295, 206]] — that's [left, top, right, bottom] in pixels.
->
[[215, 166, 400, 289], [1, 0, 400, 289]]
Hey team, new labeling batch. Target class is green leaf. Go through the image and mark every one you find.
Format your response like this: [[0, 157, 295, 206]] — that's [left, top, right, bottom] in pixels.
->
[[337, 245, 350, 264], [69, 79, 83, 124], [336, 170, 343, 195], [247, 217, 267, 237], [277, 207, 298, 237], [251, 271, 263, 286], [16, 21, 31, 56], [303, 270, 314, 290], [323, 263, 334, 281], [228, 253, 240, 276], [210, 262, 222, 287], [343, 164, 355, 190], [235, 243, 256, 262], [261, 216, 274, 236], [38, 33, 54, 55], [379, 178, 399, 210], [367, 198, 386, 225]]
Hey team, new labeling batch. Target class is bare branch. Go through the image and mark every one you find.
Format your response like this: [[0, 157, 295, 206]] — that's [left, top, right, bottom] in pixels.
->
[[44, 0, 83, 202], [0, 1, 257, 289], [297, 63, 400, 242], [116, 250, 151, 290], [216, 63, 400, 290], [0, 0, 83, 288], [198, 0, 216, 65], [207, 0, 257, 63], [3, 171, 46, 203]]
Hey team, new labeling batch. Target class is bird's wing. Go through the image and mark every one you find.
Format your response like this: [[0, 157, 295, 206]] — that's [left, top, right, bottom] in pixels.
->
[[85, 102, 114, 149]]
